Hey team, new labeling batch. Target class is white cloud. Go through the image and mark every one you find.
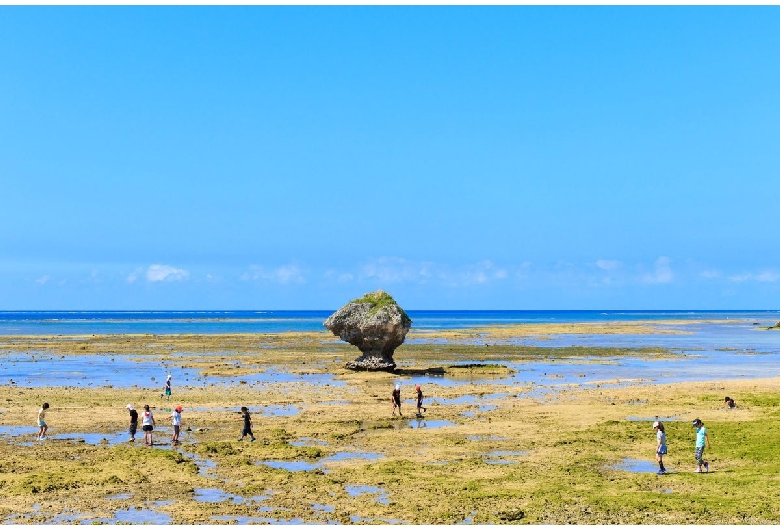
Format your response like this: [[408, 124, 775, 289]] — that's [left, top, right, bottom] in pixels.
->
[[700, 270, 721, 279], [756, 271, 780, 283], [146, 264, 189, 282], [241, 264, 305, 284], [126, 267, 143, 284], [330, 257, 511, 287], [596, 259, 622, 271], [642, 256, 674, 284], [729, 270, 780, 283], [360, 257, 429, 283], [35, 275, 50, 285], [456, 260, 508, 286]]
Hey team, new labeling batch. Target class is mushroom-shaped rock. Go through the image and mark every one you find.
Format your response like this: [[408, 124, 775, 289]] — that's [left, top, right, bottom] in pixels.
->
[[324, 290, 412, 371]]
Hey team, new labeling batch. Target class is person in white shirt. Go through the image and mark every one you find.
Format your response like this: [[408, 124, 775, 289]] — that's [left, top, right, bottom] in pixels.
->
[[170, 405, 182, 444], [141, 404, 155, 446]]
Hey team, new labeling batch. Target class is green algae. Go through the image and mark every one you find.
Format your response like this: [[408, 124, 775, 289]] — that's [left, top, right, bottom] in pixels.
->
[[348, 290, 411, 324]]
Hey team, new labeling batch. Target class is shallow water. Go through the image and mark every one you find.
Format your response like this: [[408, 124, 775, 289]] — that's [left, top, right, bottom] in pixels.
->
[[432, 393, 509, 406], [319, 451, 383, 464], [611, 457, 672, 474], [345, 484, 390, 505], [178, 450, 219, 479], [626, 416, 678, 422], [461, 404, 498, 417], [259, 404, 302, 416], [484, 450, 526, 465], [407, 419, 457, 429], [260, 460, 320, 472], [3, 319, 778, 391], [105, 493, 132, 500], [193, 488, 242, 503], [514, 321, 780, 352], [259, 450, 383, 473], [312, 503, 335, 513], [400, 372, 522, 388], [350, 515, 409, 524], [0, 426, 39, 437], [0, 352, 344, 389], [504, 350, 780, 390], [49, 431, 130, 445], [113, 506, 173, 525], [211, 514, 319, 525], [211, 515, 268, 524]]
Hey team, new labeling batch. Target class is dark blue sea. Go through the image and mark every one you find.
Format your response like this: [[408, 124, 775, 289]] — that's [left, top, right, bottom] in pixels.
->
[[0, 310, 777, 335]]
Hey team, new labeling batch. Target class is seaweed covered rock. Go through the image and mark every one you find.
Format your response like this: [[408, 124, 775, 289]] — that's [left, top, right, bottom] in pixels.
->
[[323, 290, 412, 371]]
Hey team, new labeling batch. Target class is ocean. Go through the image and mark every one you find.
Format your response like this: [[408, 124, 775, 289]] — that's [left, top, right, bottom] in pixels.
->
[[0, 309, 777, 335]]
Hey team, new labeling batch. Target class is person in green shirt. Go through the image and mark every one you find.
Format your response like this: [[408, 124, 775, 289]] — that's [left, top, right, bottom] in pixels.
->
[[692, 418, 711, 473]]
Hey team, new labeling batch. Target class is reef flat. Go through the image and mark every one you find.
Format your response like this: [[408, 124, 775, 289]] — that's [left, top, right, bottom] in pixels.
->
[[0, 319, 777, 524]]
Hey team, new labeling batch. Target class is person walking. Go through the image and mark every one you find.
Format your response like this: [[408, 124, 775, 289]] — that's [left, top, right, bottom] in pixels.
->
[[653, 421, 667, 475], [391, 384, 402, 417], [238, 406, 255, 442], [126, 404, 138, 442], [692, 418, 711, 473], [36, 403, 50, 440], [161, 374, 172, 401], [170, 405, 182, 444], [415, 385, 427, 417], [142, 404, 155, 446]]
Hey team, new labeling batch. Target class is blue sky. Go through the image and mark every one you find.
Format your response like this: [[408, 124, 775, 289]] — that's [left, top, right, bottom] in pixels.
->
[[2, 7, 779, 310]]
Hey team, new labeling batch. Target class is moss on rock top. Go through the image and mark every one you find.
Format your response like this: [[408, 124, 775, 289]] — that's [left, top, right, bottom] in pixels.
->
[[350, 290, 411, 324]]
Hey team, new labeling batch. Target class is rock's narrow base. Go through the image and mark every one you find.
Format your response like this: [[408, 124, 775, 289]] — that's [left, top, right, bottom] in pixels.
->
[[345, 357, 397, 372]]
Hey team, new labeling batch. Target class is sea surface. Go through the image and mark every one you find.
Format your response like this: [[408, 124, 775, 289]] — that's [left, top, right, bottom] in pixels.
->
[[0, 309, 778, 335]]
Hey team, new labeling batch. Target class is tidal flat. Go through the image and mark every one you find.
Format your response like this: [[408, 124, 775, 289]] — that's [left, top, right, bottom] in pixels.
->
[[0, 320, 779, 524]]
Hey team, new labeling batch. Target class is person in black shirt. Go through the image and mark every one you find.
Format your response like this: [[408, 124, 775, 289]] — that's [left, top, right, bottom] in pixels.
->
[[392, 384, 402, 417], [238, 406, 255, 441], [415, 385, 427, 416], [126, 404, 138, 442]]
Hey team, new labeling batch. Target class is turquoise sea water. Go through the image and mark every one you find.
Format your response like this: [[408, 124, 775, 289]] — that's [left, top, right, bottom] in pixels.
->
[[0, 310, 778, 335]]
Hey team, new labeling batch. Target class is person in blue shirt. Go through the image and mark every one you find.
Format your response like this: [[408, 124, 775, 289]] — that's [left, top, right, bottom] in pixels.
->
[[692, 418, 711, 473]]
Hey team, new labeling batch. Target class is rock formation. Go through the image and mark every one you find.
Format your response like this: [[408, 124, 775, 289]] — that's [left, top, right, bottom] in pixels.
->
[[323, 290, 412, 371]]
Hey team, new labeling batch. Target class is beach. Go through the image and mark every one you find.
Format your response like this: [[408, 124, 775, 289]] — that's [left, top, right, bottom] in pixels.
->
[[0, 317, 778, 524]]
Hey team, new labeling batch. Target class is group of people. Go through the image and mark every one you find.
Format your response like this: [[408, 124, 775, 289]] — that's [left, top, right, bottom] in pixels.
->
[[38, 400, 249, 447], [652, 419, 711, 475], [653, 396, 734, 475], [33, 372, 735, 476], [33, 370, 257, 447], [125, 373, 181, 446], [125, 403, 183, 446], [391, 383, 427, 418]]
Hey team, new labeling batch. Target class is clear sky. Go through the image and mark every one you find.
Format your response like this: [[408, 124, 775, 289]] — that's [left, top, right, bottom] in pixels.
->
[[1, 6, 779, 310]]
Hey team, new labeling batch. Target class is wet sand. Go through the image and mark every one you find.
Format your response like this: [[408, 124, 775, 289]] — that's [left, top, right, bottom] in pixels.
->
[[0, 320, 778, 524]]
